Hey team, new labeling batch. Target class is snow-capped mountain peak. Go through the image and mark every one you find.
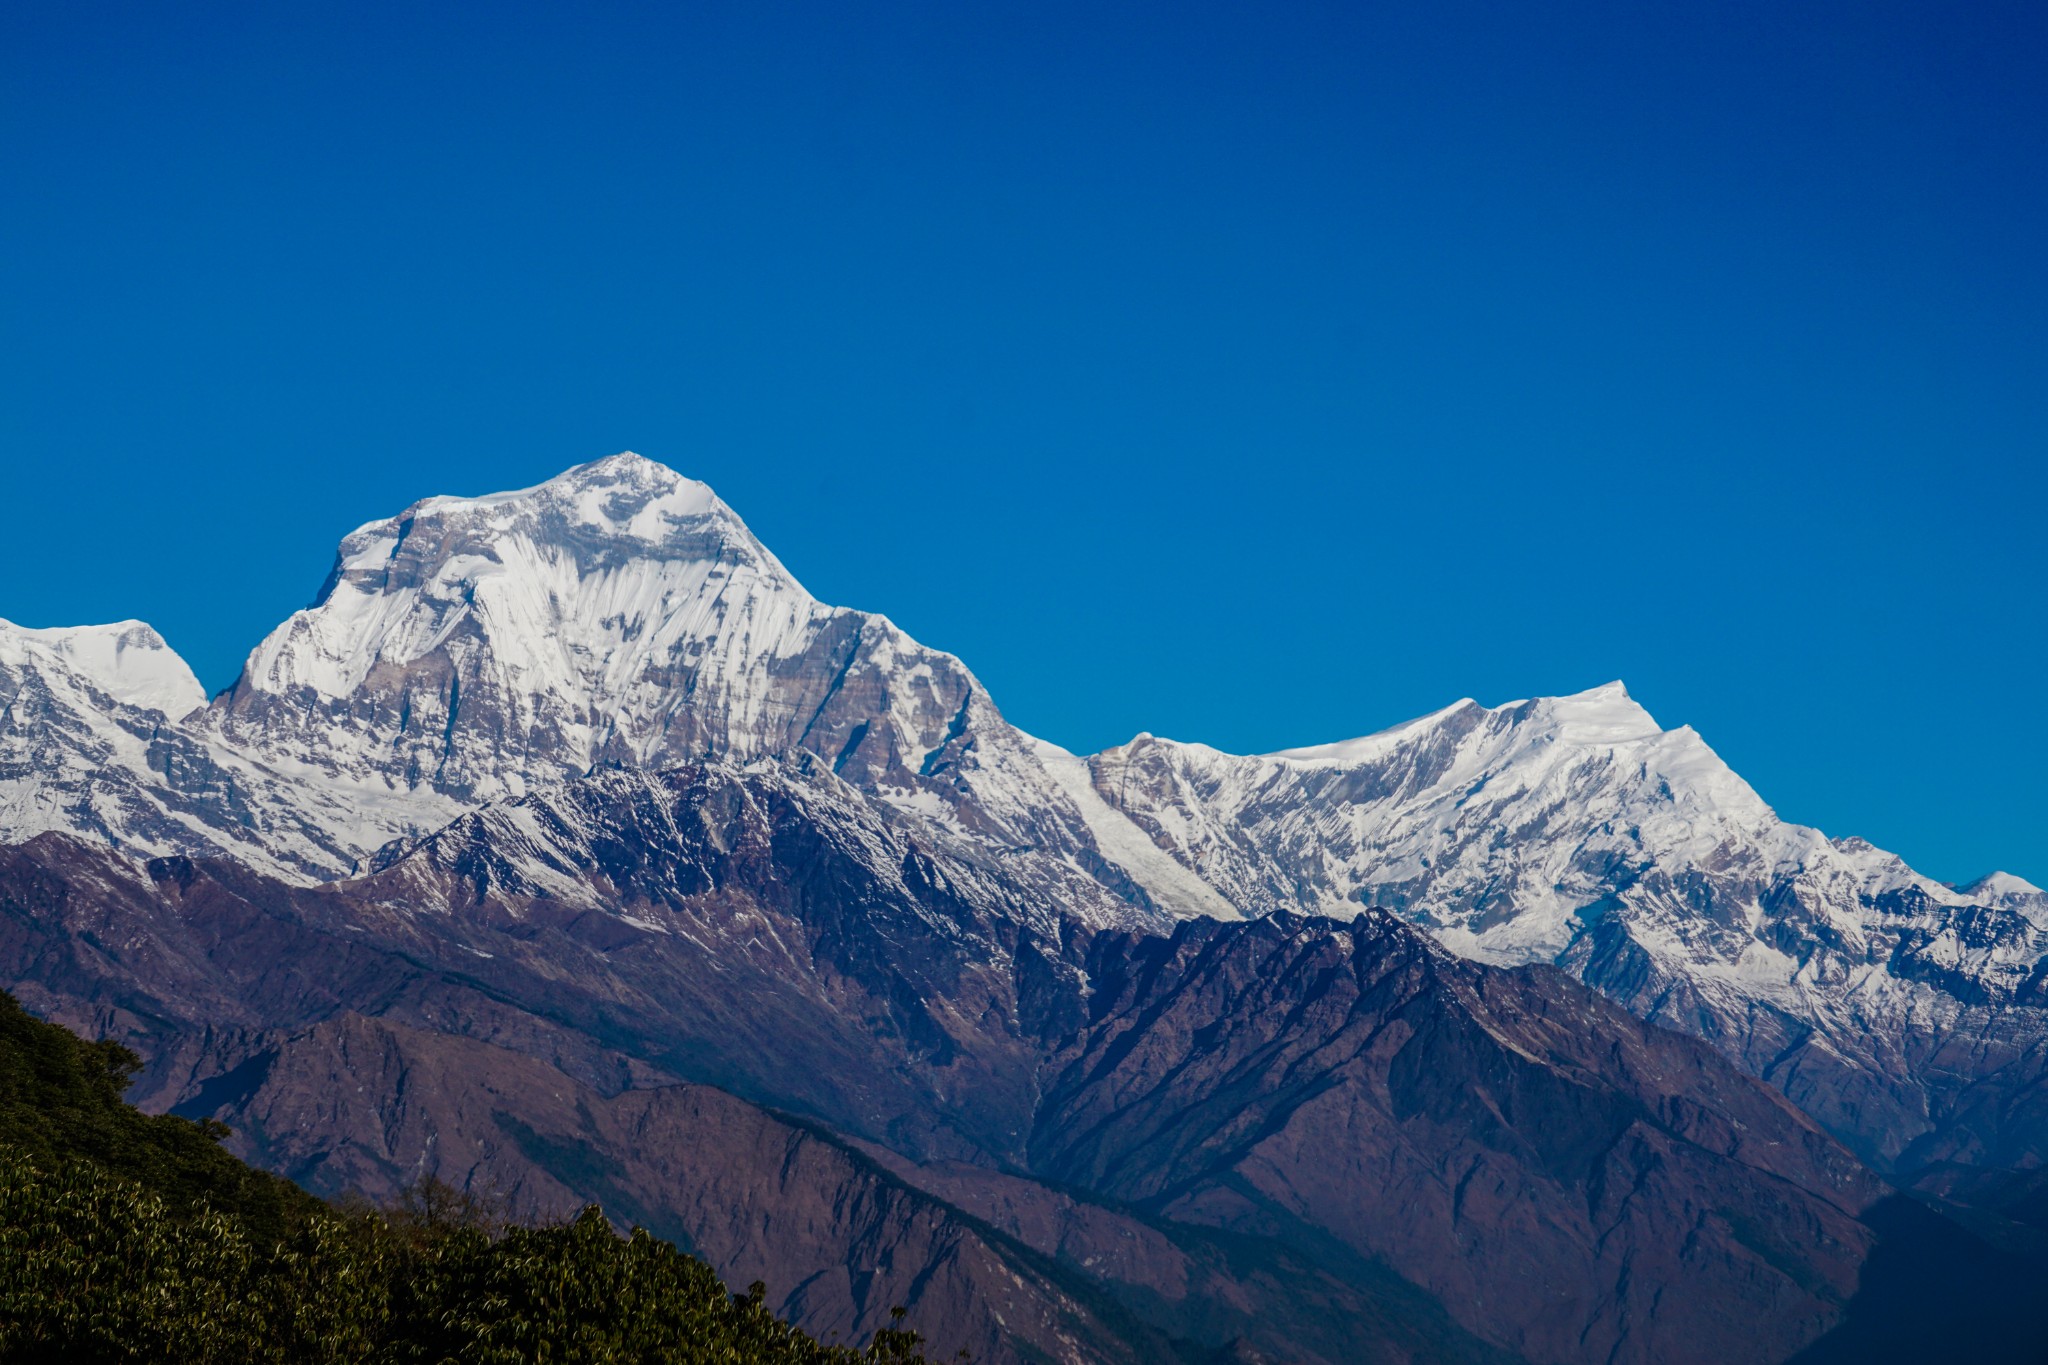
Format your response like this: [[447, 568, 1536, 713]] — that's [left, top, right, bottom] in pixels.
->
[[196, 456, 859, 834], [1082, 680, 1777, 959], [0, 613, 372, 880], [1514, 678, 1663, 744], [7, 454, 1093, 891], [239, 452, 811, 704], [0, 617, 205, 719], [1960, 870, 2046, 912], [1966, 870, 2043, 896], [183, 454, 1166, 924], [1262, 682, 1667, 769], [374, 452, 757, 556]]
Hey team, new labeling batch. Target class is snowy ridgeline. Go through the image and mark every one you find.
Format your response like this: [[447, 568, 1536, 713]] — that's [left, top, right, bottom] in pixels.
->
[[2, 452, 2043, 1072]]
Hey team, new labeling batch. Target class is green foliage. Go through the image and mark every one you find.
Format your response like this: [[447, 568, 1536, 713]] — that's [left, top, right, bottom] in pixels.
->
[[0, 1150, 389, 1364], [0, 995, 940, 1363], [0, 993, 321, 1244]]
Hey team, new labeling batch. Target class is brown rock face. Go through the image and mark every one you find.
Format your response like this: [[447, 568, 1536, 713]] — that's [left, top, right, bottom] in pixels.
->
[[2, 762, 2044, 1363], [1033, 915, 1878, 1365], [207, 1012, 1160, 1365]]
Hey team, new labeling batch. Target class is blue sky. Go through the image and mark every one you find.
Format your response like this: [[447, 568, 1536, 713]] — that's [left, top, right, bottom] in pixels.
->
[[3, 2, 2043, 882]]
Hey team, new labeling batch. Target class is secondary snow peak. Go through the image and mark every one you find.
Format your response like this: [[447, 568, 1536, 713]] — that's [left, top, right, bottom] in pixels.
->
[[1522, 679, 1662, 745], [0, 617, 205, 718], [1962, 870, 2046, 902]]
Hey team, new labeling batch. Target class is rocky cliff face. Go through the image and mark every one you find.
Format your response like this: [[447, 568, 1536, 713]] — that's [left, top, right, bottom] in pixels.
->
[[1034, 911, 1884, 1365], [1, 789, 1981, 1365]]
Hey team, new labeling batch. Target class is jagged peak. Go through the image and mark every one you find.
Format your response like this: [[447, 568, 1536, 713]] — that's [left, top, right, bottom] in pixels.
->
[[562, 449, 670, 479], [1514, 680, 1663, 745], [0, 617, 205, 718], [344, 451, 733, 551], [229, 453, 824, 705]]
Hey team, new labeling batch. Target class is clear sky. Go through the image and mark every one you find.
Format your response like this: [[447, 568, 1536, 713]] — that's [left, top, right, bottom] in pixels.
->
[[3, 2, 2042, 883]]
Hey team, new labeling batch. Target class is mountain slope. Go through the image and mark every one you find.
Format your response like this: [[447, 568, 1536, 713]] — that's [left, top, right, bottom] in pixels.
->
[[1031, 911, 1882, 1365], [201, 452, 1241, 931], [4, 451, 2048, 1360], [203, 1011, 1173, 1365], [0, 990, 968, 1365], [12, 763, 2043, 1364], [1084, 685, 2048, 1175], [6, 454, 2046, 1183]]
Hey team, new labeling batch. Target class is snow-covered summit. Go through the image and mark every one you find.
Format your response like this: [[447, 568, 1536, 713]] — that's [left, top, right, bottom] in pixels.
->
[[4, 454, 1148, 903], [1963, 870, 2043, 898], [0, 614, 368, 880], [187, 454, 1178, 924], [0, 617, 205, 718], [1066, 674, 2048, 1170], [194, 455, 859, 834], [237, 453, 809, 705], [1515, 679, 1666, 744], [1265, 682, 1677, 768], [1085, 679, 1779, 960], [356, 453, 740, 552]]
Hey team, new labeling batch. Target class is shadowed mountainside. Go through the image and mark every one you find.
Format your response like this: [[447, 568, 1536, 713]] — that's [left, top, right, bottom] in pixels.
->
[[7, 759, 2044, 1363]]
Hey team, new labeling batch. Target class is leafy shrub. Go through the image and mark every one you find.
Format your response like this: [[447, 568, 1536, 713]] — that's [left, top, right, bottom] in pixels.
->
[[0, 993, 319, 1241]]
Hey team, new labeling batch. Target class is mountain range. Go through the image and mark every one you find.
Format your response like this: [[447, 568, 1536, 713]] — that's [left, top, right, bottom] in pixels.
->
[[4, 453, 2044, 1363]]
